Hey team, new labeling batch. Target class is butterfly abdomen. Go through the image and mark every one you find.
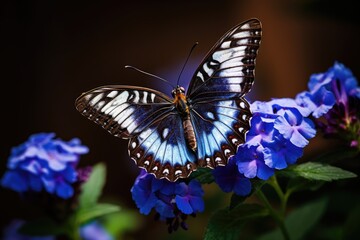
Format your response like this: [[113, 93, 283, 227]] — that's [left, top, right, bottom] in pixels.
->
[[174, 90, 197, 151], [183, 116, 197, 151]]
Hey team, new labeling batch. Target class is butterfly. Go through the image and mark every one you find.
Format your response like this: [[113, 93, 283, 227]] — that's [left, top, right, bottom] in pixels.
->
[[75, 18, 262, 182]]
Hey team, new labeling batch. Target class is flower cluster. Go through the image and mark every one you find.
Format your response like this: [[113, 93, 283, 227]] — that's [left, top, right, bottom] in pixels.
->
[[296, 62, 360, 148], [213, 98, 317, 194], [131, 170, 204, 232], [1, 133, 89, 199]]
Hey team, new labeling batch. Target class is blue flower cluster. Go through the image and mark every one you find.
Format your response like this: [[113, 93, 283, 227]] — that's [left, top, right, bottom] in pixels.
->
[[1, 133, 89, 199], [131, 170, 204, 232], [213, 98, 317, 195], [296, 62, 360, 147]]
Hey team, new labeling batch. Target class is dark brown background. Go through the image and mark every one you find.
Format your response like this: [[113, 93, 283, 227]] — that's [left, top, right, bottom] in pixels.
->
[[1, 0, 359, 239]]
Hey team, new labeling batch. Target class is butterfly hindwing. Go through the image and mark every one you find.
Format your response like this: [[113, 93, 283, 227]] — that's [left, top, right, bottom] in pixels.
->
[[128, 113, 197, 181], [190, 98, 252, 168]]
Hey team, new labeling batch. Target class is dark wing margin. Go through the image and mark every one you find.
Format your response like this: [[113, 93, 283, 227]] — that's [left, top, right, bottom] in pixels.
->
[[187, 18, 262, 101], [75, 85, 174, 139]]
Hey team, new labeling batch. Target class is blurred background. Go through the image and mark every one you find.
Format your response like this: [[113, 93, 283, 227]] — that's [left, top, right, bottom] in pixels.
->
[[1, 0, 359, 239]]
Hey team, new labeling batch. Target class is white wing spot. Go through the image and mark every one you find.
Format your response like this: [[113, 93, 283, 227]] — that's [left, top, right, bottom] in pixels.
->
[[242, 114, 248, 121], [206, 112, 215, 120], [152, 166, 158, 171], [232, 138, 238, 144], [220, 40, 231, 48], [215, 157, 222, 162], [89, 93, 104, 106], [162, 128, 169, 139], [144, 160, 150, 166], [142, 91, 148, 103], [133, 90, 140, 103], [206, 158, 211, 162], [175, 170, 182, 176], [107, 91, 118, 98], [150, 93, 155, 102], [131, 142, 137, 149], [136, 153, 141, 158], [238, 127, 244, 133], [203, 63, 214, 76], [224, 149, 231, 155], [239, 101, 246, 108], [163, 168, 169, 175], [197, 72, 204, 82], [187, 164, 192, 170]]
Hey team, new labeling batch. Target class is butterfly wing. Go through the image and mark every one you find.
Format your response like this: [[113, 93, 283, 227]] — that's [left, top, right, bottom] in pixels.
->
[[75, 86, 196, 181], [187, 18, 262, 167]]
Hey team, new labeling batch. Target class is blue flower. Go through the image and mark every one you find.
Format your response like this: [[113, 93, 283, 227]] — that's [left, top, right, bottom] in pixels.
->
[[131, 170, 204, 231], [213, 157, 251, 196], [80, 221, 113, 240], [1, 133, 89, 199], [273, 108, 316, 148], [175, 180, 204, 214], [236, 145, 274, 180]]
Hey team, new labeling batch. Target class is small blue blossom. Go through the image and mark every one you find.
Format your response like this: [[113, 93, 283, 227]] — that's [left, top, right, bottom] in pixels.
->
[[213, 157, 251, 196], [1, 133, 89, 199], [131, 170, 204, 232], [80, 221, 113, 240], [175, 180, 204, 214], [274, 108, 316, 148], [236, 145, 274, 180]]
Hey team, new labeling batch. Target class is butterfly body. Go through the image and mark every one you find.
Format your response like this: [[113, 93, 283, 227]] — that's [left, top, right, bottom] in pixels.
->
[[76, 18, 262, 181], [172, 86, 197, 151]]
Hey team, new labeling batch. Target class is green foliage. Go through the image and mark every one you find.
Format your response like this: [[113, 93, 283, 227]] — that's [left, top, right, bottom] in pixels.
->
[[190, 167, 215, 184], [258, 197, 328, 240], [78, 163, 106, 208], [282, 162, 357, 181], [204, 204, 269, 240]]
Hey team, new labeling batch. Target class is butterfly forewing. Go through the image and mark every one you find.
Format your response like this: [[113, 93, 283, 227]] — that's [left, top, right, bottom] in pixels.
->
[[187, 18, 261, 101], [75, 86, 174, 138]]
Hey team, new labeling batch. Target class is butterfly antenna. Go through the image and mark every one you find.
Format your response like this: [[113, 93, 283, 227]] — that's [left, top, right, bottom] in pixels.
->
[[176, 42, 199, 87], [125, 65, 175, 89]]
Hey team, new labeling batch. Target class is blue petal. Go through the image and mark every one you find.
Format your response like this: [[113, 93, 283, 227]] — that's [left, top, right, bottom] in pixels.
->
[[1, 171, 29, 192], [189, 196, 205, 213], [233, 177, 251, 196], [155, 200, 175, 218], [56, 181, 74, 199], [175, 196, 193, 214]]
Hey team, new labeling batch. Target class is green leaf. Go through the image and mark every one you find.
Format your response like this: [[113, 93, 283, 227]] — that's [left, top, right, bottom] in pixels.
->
[[103, 210, 142, 238], [286, 177, 325, 193], [283, 162, 357, 182], [190, 167, 214, 184], [19, 217, 67, 236], [229, 193, 247, 210], [258, 197, 328, 240], [78, 163, 106, 208], [76, 203, 121, 224], [204, 203, 269, 240]]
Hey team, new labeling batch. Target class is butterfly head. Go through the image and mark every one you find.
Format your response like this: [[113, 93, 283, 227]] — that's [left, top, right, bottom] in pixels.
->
[[171, 86, 185, 97]]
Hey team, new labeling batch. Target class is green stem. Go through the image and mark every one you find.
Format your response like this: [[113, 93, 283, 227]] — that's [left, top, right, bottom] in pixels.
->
[[256, 190, 290, 240], [268, 175, 287, 216]]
